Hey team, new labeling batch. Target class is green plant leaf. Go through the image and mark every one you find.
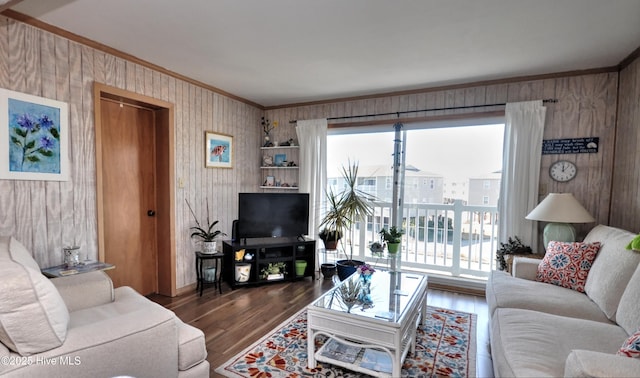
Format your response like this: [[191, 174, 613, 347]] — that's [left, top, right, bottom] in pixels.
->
[[27, 156, 40, 162], [13, 127, 27, 138], [25, 140, 35, 149], [10, 136, 22, 147], [38, 149, 53, 157], [50, 128, 60, 139]]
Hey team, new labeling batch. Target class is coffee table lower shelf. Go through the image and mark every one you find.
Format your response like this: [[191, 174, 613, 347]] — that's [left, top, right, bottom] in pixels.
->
[[314, 335, 400, 378]]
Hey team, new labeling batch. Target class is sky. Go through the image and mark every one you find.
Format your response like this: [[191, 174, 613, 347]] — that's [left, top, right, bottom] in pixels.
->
[[327, 123, 505, 180]]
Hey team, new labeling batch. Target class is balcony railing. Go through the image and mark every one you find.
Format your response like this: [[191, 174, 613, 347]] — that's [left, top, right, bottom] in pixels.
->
[[326, 200, 499, 280]]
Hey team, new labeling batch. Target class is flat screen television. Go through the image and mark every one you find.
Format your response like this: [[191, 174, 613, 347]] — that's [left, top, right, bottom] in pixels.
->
[[237, 193, 309, 239]]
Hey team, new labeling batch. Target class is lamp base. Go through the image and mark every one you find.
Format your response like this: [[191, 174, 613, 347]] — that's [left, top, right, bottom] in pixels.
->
[[543, 222, 576, 249]]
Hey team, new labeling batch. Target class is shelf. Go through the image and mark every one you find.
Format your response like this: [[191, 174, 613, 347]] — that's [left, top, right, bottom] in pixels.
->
[[259, 186, 298, 190], [260, 166, 299, 169], [260, 145, 299, 150]]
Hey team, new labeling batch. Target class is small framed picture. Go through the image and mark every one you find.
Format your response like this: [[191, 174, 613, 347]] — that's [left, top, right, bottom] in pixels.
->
[[265, 176, 275, 186], [205, 131, 233, 168], [274, 153, 286, 166]]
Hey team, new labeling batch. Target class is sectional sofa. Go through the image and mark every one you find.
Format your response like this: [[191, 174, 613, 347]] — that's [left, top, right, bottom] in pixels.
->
[[486, 225, 640, 377], [0, 236, 209, 377]]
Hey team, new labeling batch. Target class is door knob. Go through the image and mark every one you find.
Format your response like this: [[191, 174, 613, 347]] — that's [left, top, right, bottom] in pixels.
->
[[147, 210, 156, 217]]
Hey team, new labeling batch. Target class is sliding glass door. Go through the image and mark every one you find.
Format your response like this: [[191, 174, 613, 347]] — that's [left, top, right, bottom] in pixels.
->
[[326, 117, 505, 278]]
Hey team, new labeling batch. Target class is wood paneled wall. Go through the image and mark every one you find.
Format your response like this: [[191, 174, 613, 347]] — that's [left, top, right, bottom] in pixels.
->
[[0, 17, 262, 289], [265, 72, 620, 250], [611, 56, 640, 232]]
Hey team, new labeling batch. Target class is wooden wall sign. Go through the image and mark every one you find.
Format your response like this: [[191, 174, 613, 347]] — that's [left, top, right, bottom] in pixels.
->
[[542, 137, 599, 155]]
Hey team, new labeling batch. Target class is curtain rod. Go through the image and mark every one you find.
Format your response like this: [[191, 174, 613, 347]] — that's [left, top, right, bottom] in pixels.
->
[[288, 98, 557, 124]]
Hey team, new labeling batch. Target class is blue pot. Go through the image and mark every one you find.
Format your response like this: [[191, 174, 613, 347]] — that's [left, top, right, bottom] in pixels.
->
[[336, 259, 365, 281]]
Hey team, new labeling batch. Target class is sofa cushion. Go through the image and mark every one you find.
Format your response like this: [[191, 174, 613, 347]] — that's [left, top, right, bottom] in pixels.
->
[[490, 308, 628, 377], [565, 349, 640, 377], [0, 262, 69, 355], [486, 270, 610, 323], [616, 263, 640, 334], [584, 225, 640, 321], [617, 330, 640, 358], [2, 236, 41, 271], [536, 241, 600, 292]]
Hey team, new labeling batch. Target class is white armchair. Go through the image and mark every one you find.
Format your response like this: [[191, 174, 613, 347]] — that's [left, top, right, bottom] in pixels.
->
[[0, 236, 209, 378]]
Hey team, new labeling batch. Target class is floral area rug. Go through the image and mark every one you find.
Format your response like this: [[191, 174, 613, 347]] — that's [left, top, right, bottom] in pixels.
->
[[215, 306, 476, 377]]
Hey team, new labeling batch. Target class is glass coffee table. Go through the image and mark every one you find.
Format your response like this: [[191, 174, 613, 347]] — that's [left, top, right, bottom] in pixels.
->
[[307, 271, 428, 377]]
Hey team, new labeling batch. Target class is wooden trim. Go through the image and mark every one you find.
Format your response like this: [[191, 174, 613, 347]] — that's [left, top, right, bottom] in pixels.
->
[[94, 82, 177, 297], [2, 9, 263, 110], [618, 44, 640, 71], [175, 282, 197, 297], [328, 110, 505, 129], [94, 85, 106, 262], [266, 67, 618, 110]]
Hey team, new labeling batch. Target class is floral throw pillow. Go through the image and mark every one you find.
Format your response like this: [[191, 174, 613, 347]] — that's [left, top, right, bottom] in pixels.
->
[[617, 330, 640, 358], [535, 241, 601, 292]]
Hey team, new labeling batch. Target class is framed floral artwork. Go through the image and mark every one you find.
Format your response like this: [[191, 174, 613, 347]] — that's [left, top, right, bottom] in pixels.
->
[[205, 131, 233, 168], [0, 88, 69, 181]]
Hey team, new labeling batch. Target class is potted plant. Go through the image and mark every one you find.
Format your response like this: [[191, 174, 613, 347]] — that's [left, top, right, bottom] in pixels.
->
[[369, 241, 384, 254], [186, 198, 227, 253], [496, 236, 532, 271], [379, 226, 405, 254], [260, 262, 287, 280], [318, 228, 342, 250], [319, 161, 375, 280], [318, 185, 347, 250]]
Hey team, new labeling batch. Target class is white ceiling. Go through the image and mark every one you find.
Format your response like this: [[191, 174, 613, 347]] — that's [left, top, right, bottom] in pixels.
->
[[11, 0, 640, 107]]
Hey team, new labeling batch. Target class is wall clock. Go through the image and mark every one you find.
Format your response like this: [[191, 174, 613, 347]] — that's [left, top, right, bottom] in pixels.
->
[[549, 160, 577, 182]]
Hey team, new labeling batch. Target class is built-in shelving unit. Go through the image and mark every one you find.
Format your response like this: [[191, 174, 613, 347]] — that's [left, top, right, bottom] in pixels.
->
[[260, 145, 299, 190]]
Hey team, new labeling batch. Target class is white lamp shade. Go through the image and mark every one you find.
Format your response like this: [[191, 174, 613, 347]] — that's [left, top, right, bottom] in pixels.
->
[[526, 193, 595, 223]]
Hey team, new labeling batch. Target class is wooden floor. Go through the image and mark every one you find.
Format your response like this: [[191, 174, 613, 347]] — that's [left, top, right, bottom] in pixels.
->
[[149, 275, 493, 378]]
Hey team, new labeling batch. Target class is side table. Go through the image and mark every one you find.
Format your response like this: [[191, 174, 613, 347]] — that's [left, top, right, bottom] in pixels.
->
[[42, 261, 115, 278], [195, 251, 224, 295]]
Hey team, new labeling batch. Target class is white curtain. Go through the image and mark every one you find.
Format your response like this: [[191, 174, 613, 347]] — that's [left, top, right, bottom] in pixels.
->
[[295, 119, 328, 269], [498, 101, 546, 247]]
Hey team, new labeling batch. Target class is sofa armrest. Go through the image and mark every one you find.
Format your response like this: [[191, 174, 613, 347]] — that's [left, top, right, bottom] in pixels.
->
[[51, 271, 114, 312], [564, 349, 640, 377], [512, 257, 541, 280]]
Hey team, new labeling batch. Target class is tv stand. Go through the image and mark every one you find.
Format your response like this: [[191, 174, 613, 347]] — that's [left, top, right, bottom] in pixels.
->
[[223, 237, 316, 289]]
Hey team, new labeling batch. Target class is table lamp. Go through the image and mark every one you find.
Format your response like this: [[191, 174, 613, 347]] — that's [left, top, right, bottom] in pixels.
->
[[525, 193, 595, 248]]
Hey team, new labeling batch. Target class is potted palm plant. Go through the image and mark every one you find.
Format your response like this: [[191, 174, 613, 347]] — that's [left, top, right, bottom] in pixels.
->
[[379, 226, 405, 254], [186, 198, 226, 253], [318, 187, 346, 250], [319, 161, 375, 280]]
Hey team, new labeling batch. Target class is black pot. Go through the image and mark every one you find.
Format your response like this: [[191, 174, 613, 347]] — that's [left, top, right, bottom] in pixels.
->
[[336, 259, 365, 281], [320, 263, 336, 280]]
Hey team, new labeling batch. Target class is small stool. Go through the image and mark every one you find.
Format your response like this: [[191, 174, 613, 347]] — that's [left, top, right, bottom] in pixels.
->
[[195, 251, 224, 296]]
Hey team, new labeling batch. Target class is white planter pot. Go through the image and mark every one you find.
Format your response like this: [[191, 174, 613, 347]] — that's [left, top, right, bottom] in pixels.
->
[[204, 267, 216, 281], [235, 263, 251, 282], [202, 241, 216, 254]]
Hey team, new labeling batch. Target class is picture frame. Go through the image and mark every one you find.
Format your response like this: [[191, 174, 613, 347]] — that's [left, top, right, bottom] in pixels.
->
[[0, 88, 69, 181], [265, 175, 275, 186], [274, 153, 286, 166], [205, 131, 233, 168]]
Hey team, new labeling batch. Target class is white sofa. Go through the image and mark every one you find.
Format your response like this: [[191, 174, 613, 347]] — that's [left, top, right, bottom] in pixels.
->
[[0, 236, 209, 377], [486, 225, 640, 377]]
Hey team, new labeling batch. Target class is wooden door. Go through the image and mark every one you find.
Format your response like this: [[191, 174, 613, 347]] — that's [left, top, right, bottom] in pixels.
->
[[100, 100, 157, 295]]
